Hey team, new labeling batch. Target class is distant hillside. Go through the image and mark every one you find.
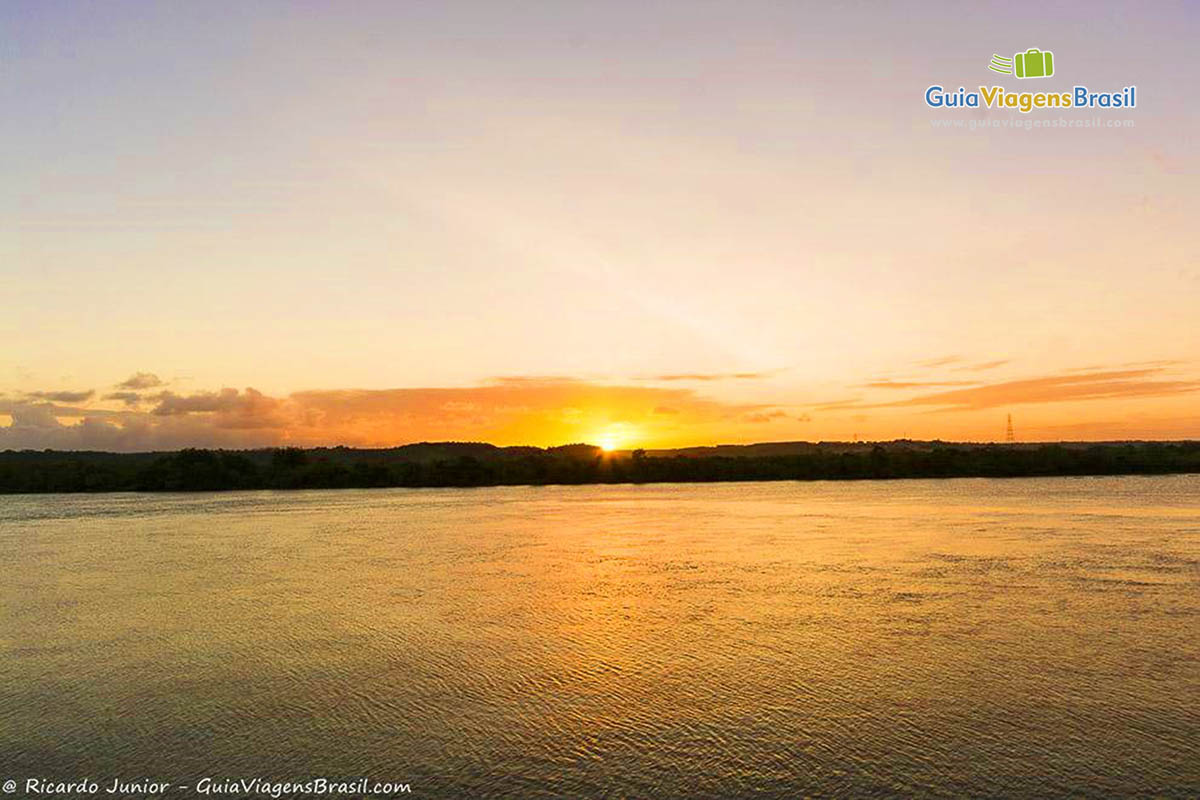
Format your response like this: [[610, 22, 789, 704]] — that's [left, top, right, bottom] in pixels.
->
[[1, 440, 1198, 493]]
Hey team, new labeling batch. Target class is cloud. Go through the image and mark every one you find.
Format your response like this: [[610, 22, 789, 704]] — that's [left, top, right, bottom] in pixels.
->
[[284, 380, 765, 445], [744, 410, 787, 423], [151, 388, 290, 430], [952, 359, 1010, 372], [863, 380, 979, 389], [916, 355, 962, 368], [488, 375, 582, 386], [647, 371, 773, 382], [810, 397, 863, 411], [1023, 413, 1200, 440], [116, 372, 164, 390], [7, 404, 63, 430], [914, 356, 1009, 373], [0, 377, 773, 451], [23, 389, 95, 403], [1118, 359, 1185, 368], [103, 391, 145, 407], [1062, 360, 1185, 374], [878, 369, 1200, 411], [0, 400, 283, 452], [6, 367, 1197, 452]]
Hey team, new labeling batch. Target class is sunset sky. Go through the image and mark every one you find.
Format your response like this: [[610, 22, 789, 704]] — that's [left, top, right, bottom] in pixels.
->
[[3, 1, 1198, 451]]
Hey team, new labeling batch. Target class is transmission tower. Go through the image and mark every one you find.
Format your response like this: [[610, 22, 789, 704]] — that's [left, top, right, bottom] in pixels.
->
[[1005, 414, 1015, 443]]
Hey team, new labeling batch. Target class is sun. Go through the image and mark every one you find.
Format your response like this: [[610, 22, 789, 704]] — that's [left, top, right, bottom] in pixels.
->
[[595, 424, 635, 452]]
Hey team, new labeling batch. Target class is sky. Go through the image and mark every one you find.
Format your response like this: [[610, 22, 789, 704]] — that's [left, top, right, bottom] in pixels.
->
[[2, 0, 1198, 451]]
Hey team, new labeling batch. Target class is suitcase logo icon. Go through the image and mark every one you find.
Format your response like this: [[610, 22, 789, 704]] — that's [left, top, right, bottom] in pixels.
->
[[988, 48, 1055, 79]]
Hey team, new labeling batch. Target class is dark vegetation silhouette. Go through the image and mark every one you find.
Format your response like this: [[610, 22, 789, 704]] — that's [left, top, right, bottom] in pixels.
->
[[1, 440, 1198, 493]]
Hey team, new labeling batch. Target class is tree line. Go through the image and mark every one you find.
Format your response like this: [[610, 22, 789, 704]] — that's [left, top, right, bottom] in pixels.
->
[[1, 441, 1198, 493]]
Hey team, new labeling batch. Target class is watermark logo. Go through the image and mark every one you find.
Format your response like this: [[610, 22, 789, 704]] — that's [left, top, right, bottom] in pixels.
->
[[988, 54, 1014, 75], [989, 48, 1055, 79], [925, 47, 1135, 115]]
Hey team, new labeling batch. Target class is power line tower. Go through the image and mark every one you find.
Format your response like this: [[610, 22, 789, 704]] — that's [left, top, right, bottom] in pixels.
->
[[1005, 414, 1015, 443]]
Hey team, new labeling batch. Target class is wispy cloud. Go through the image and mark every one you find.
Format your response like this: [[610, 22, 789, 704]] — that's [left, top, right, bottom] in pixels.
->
[[1118, 359, 1186, 368], [1023, 413, 1200, 440], [810, 397, 863, 411], [863, 379, 979, 389], [952, 359, 1010, 372], [916, 355, 962, 368], [647, 371, 774, 382], [488, 375, 582, 386], [915, 356, 1009, 372], [879, 369, 1200, 411], [744, 410, 788, 423]]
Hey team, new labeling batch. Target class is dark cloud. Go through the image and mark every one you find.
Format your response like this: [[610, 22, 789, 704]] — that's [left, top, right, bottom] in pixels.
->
[[152, 388, 288, 429], [0, 401, 281, 452], [23, 389, 95, 403], [7, 404, 62, 430], [0, 400, 122, 421], [116, 372, 164, 390], [103, 391, 145, 407]]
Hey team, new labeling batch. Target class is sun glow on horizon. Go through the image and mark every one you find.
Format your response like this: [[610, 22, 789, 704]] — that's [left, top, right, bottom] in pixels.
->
[[595, 423, 637, 452]]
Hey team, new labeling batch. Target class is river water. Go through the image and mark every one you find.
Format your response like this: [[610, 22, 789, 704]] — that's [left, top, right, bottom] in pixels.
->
[[1, 476, 1198, 797]]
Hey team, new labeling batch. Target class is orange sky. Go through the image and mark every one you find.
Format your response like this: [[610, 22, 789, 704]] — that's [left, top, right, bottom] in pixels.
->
[[2, 3, 1198, 450], [2, 364, 1198, 451]]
